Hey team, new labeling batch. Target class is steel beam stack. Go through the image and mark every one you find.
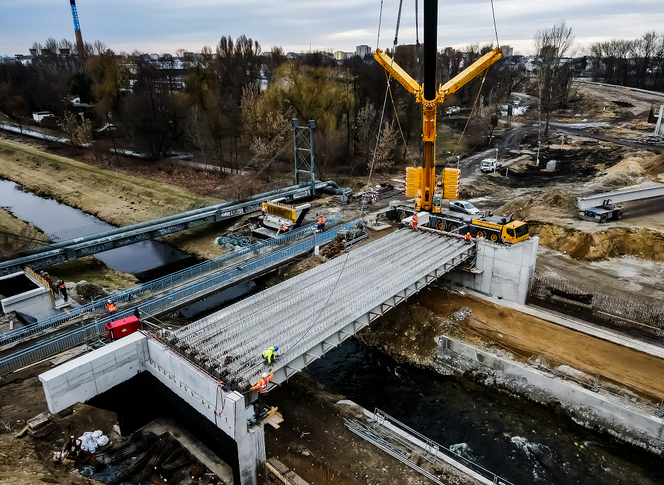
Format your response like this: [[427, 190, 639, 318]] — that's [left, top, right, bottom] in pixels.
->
[[169, 230, 474, 390]]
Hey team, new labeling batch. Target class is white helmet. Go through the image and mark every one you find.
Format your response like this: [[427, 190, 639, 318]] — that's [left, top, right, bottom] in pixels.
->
[[261, 372, 268, 378], [107, 299, 112, 304]]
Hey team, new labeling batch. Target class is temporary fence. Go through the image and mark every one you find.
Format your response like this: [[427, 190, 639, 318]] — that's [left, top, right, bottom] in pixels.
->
[[528, 274, 664, 342], [0, 213, 344, 349], [0, 218, 360, 377], [346, 408, 514, 485]]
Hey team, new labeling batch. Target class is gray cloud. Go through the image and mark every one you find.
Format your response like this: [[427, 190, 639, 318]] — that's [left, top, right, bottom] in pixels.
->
[[1, 0, 662, 56]]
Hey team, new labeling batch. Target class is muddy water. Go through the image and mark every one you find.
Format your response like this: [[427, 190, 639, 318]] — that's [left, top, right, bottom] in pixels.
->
[[0, 180, 195, 276], [308, 339, 663, 485]]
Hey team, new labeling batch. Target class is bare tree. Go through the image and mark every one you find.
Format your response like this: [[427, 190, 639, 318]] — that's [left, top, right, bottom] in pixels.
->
[[534, 20, 575, 137]]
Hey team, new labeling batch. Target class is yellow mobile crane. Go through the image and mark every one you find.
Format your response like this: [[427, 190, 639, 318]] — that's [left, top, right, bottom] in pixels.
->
[[378, 0, 528, 244]]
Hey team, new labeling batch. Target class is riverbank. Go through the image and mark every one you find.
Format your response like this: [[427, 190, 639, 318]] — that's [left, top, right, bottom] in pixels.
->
[[355, 286, 664, 454], [0, 138, 219, 228], [0, 207, 50, 255]]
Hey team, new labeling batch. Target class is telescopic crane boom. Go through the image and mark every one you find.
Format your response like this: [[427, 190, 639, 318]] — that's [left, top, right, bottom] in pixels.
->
[[374, 0, 502, 212]]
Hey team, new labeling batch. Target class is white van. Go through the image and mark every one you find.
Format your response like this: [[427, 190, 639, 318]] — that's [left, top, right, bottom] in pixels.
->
[[480, 158, 497, 172]]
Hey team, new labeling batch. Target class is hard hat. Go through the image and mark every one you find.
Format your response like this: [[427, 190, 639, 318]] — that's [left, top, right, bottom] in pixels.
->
[[466, 232, 470, 235], [262, 372, 269, 378], [107, 299, 112, 304], [274, 346, 279, 351]]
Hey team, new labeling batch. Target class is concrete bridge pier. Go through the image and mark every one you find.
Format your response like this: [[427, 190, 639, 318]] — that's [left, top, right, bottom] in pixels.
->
[[39, 332, 266, 485]]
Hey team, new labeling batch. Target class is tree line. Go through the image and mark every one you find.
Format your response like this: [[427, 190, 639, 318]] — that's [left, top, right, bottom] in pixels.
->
[[589, 32, 664, 90], [2, 32, 578, 178]]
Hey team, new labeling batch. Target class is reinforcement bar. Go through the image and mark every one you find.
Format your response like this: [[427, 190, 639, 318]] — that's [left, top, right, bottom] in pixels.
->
[[168, 230, 475, 390], [0, 182, 328, 276], [0, 218, 359, 376]]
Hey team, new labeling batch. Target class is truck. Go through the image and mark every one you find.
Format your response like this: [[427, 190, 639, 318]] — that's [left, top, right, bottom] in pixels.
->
[[578, 203, 623, 223], [480, 158, 498, 173], [387, 201, 530, 244]]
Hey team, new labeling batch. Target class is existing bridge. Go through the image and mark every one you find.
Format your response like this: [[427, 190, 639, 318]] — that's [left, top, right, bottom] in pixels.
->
[[0, 182, 327, 276]]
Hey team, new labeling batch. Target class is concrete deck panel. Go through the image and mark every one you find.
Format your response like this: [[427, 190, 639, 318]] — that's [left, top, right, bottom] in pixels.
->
[[171, 230, 475, 391]]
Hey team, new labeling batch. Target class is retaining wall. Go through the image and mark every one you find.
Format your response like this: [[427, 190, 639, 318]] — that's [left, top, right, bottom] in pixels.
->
[[437, 335, 664, 453], [443, 236, 539, 304]]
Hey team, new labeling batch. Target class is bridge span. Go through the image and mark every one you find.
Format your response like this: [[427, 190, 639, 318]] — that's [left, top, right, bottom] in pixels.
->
[[40, 229, 543, 484], [167, 229, 475, 390], [0, 182, 326, 276]]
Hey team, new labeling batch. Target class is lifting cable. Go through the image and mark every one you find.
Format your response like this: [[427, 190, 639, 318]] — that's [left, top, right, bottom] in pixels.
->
[[452, 69, 489, 158], [450, 0, 502, 159], [276, 0, 404, 361]]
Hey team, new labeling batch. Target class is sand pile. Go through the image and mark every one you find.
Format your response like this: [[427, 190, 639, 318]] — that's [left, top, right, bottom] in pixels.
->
[[642, 152, 664, 177], [504, 155, 535, 174], [532, 223, 664, 262], [595, 157, 645, 190], [459, 177, 503, 199], [497, 188, 577, 221]]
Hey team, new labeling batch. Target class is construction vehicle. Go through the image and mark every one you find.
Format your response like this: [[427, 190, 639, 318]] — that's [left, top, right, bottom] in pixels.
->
[[392, 202, 528, 244], [577, 182, 664, 222], [376, 0, 529, 243], [252, 200, 311, 239]]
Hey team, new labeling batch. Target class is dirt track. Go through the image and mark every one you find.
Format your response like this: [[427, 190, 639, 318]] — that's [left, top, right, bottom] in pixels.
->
[[359, 288, 664, 401]]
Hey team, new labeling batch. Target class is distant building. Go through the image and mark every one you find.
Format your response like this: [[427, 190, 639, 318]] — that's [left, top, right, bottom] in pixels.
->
[[500, 45, 514, 58], [355, 45, 372, 59], [334, 51, 354, 60]]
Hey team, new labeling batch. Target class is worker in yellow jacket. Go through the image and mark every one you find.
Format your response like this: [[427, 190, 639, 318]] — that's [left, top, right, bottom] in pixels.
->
[[262, 346, 278, 364]]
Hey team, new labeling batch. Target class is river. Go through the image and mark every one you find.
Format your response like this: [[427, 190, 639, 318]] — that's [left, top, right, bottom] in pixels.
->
[[0, 179, 195, 278], [307, 339, 663, 485]]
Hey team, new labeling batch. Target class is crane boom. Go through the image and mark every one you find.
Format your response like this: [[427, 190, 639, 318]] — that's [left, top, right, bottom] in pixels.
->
[[439, 47, 502, 97], [372, 0, 502, 212], [374, 49, 422, 97]]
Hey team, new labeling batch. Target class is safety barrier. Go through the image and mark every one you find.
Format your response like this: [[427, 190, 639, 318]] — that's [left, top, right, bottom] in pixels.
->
[[0, 213, 344, 349], [0, 218, 361, 376]]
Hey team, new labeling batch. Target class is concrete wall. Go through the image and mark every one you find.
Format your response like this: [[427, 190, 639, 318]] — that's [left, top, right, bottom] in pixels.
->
[[443, 236, 539, 304], [1, 273, 55, 320], [438, 335, 664, 449], [144, 338, 246, 442], [144, 338, 261, 485], [39, 332, 148, 413]]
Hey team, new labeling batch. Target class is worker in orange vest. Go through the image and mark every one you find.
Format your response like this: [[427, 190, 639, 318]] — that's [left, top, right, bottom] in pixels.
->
[[411, 213, 419, 231], [251, 371, 274, 394], [106, 299, 116, 314], [465, 232, 472, 243]]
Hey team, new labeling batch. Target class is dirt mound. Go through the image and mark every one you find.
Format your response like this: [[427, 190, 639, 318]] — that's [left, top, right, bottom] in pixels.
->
[[594, 156, 647, 190], [505, 155, 535, 174], [458, 177, 503, 199], [497, 188, 577, 221], [643, 152, 664, 177], [531, 222, 664, 262]]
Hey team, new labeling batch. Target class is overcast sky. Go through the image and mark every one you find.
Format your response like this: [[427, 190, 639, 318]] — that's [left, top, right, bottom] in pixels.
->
[[1, 0, 663, 58]]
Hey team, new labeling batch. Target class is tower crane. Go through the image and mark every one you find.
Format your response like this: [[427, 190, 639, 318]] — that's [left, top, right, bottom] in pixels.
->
[[69, 0, 85, 59]]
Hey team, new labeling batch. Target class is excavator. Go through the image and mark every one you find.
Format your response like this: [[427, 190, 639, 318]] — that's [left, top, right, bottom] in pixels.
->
[[378, 0, 529, 244]]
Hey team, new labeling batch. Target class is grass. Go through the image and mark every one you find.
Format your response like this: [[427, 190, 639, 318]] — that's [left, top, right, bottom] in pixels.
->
[[0, 138, 219, 228]]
